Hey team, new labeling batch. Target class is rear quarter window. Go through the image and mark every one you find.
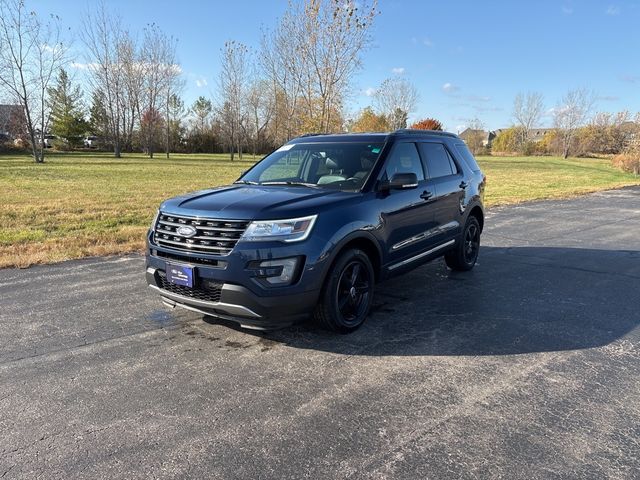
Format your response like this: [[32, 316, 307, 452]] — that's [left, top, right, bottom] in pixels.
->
[[454, 143, 482, 172]]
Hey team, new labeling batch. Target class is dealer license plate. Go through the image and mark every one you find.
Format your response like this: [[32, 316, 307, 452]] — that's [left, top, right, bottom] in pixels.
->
[[166, 263, 194, 288]]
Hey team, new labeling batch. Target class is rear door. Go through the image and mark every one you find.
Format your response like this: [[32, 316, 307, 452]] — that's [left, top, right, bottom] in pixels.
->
[[418, 142, 466, 244]]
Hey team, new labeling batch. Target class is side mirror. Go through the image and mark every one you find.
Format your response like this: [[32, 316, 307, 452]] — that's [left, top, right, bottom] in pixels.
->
[[380, 172, 418, 191]]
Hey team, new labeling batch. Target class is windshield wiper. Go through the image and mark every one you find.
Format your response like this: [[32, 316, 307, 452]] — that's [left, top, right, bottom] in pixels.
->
[[260, 181, 320, 188], [233, 180, 259, 185]]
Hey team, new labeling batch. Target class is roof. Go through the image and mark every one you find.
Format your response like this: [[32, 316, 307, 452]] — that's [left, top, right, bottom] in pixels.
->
[[290, 129, 459, 144]]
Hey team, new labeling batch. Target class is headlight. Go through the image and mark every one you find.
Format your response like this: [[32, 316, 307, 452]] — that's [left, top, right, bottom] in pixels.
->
[[151, 210, 160, 229], [241, 215, 317, 243]]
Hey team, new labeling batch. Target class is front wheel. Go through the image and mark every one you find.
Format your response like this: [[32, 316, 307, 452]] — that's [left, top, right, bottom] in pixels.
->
[[445, 216, 481, 271], [314, 249, 375, 333]]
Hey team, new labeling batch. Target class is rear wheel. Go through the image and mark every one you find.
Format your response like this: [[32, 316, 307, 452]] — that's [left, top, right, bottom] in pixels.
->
[[314, 249, 374, 333], [445, 216, 481, 271]]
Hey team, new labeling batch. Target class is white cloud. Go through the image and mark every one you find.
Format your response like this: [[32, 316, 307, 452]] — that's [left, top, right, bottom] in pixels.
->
[[364, 87, 376, 97], [71, 62, 99, 71], [391, 67, 405, 75], [195, 77, 208, 88], [442, 82, 459, 94], [423, 38, 434, 47], [562, 6, 573, 14], [606, 5, 620, 15]]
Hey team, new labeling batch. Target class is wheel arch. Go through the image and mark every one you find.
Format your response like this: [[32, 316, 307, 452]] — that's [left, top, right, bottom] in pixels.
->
[[467, 204, 484, 233], [325, 231, 383, 282]]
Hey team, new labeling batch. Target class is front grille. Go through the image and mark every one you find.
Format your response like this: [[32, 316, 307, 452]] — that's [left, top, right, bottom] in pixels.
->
[[157, 270, 223, 303], [154, 213, 249, 256]]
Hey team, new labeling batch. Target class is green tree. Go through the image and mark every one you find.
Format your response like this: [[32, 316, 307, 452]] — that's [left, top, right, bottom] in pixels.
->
[[89, 89, 109, 139], [47, 69, 88, 147]]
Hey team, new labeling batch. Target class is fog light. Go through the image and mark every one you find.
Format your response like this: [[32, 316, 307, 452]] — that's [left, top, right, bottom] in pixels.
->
[[259, 257, 299, 285]]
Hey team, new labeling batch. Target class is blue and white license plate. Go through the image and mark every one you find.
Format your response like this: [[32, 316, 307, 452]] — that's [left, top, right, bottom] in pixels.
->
[[166, 263, 194, 288]]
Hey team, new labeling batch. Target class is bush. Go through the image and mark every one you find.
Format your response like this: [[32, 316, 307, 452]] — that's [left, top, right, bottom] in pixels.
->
[[612, 141, 640, 174]]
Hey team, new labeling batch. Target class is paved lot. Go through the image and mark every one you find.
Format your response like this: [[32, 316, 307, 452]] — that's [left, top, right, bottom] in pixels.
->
[[1, 187, 639, 479]]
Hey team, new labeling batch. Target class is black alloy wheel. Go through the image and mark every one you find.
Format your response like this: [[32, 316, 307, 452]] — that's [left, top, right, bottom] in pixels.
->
[[445, 216, 481, 271], [314, 249, 375, 333]]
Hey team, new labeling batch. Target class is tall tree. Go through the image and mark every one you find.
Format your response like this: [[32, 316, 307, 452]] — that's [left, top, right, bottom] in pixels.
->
[[190, 96, 212, 134], [0, 0, 67, 162], [81, 4, 127, 157], [513, 91, 544, 147], [218, 40, 249, 161], [166, 93, 185, 153], [374, 77, 419, 130], [553, 88, 595, 158], [47, 69, 87, 146], [260, 0, 377, 140], [89, 88, 109, 138], [140, 23, 178, 158]]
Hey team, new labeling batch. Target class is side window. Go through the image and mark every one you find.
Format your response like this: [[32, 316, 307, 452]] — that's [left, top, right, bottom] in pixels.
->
[[419, 143, 456, 179], [382, 142, 424, 181], [454, 143, 482, 172]]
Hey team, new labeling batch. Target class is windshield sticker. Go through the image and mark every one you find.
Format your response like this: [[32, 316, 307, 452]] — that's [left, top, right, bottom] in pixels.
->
[[276, 144, 294, 152], [371, 147, 381, 154]]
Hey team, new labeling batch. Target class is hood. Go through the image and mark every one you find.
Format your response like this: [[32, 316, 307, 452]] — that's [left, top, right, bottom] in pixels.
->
[[160, 184, 360, 220]]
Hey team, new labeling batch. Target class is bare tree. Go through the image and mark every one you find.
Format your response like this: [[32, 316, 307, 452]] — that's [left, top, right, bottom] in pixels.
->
[[0, 0, 66, 162], [260, 0, 378, 139], [298, 0, 378, 132], [553, 88, 595, 158], [140, 24, 178, 158], [246, 78, 274, 157], [218, 40, 249, 161], [374, 76, 419, 129], [81, 4, 127, 157], [513, 91, 544, 146]]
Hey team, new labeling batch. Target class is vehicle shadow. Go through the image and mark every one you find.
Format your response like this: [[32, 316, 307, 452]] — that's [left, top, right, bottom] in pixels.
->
[[206, 246, 640, 356]]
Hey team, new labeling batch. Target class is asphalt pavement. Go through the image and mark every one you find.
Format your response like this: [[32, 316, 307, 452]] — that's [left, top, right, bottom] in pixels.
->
[[1, 187, 639, 479]]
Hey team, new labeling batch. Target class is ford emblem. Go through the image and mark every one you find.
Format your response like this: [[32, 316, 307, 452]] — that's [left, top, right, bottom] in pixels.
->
[[176, 225, 197, 238]]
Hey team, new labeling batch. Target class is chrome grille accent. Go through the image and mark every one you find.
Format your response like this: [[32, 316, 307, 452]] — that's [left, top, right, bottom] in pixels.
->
[[153, 213, 249, 256]]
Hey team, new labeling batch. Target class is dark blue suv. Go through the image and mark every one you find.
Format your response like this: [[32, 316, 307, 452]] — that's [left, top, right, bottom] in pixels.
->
[[146, 130, 485, 333]]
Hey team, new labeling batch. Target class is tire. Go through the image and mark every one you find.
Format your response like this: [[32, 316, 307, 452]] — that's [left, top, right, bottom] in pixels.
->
[[314, 248, 375, 333], [445, 216, 481, 271]]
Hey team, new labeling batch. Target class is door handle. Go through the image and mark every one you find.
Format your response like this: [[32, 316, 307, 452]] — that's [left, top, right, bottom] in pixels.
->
[[459, 181, 468, 189], [420, 190, 434, 200]]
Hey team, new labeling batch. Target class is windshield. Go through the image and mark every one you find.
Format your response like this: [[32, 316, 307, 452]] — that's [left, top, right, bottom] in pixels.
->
[[238, 142, 384, 191]]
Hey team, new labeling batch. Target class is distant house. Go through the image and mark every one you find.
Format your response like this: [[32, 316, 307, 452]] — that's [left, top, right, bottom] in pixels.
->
[[460, 126, 555, 148], [527, 128, 554, 142], [459, 128, 495, 147], [0, 104, 26, 142]]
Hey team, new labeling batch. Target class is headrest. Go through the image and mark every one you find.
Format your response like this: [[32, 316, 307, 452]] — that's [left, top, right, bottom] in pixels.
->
[[325, 157, 339, 169]]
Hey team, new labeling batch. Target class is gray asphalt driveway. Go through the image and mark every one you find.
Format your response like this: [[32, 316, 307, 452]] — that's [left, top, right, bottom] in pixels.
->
[[1, 187, 639, 479]]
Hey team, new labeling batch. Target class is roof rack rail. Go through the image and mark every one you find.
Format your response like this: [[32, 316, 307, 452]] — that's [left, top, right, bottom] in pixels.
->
[[393, 128, 458, 138]]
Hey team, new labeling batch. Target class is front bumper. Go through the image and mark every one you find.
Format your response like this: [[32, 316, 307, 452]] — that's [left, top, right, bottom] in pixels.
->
[[146, 257, 319, 330]]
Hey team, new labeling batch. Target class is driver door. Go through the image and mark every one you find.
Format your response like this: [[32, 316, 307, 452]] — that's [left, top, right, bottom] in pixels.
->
[[377, 142, 439, 267]]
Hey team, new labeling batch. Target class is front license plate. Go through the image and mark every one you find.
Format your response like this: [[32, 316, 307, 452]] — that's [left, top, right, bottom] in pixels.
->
[[166, 263, 194, 288]]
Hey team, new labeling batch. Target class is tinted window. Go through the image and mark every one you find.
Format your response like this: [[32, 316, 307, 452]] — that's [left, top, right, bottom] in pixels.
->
[[419, 143, 456, 179], [382, 142, 424, 181], [454, 143, 482, 172]]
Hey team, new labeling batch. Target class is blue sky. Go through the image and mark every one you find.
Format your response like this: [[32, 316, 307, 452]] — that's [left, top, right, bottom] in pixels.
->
[[31, 0, 640, 132]]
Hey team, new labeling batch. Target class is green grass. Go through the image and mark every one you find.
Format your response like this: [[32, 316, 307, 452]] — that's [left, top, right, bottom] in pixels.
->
[[477, 155, 639, 206], [0, 151, 638, 268]]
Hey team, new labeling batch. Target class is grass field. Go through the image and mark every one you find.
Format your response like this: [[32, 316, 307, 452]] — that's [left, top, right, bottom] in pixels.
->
[[1, 151, 638, 268]]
